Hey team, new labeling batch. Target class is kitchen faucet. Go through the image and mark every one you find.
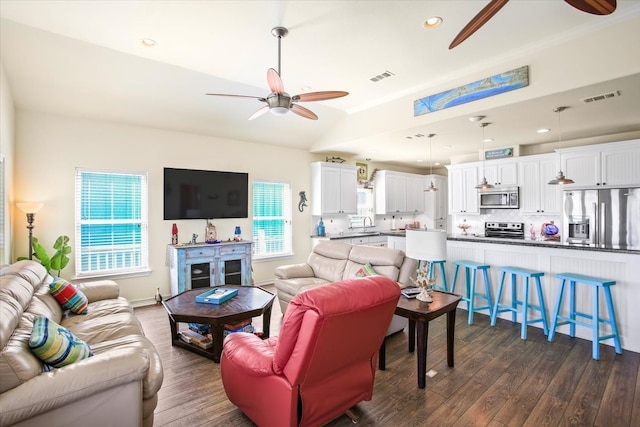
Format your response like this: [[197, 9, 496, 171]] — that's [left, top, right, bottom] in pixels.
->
[[363, 216, 373, 232]]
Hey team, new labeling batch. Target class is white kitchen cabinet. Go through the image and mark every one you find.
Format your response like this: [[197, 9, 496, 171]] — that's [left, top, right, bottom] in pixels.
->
[[424, 174, 447, 229], [562, 139, 640, 187], [311, 162, 358, 215], [375, 171, 404, 214], [447, 164, 479, 214], [387, 236, 406, 251], [405, 174, 425, 213], [518, 154, 562, 214], [483, 160, 518, 187]]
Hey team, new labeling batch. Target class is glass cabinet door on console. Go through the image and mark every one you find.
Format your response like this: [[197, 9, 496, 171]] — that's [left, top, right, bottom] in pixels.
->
[[168, 241, 252, 295]]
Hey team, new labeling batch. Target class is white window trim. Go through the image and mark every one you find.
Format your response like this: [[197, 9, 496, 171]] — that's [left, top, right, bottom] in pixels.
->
[[75, 168, 149, 279]]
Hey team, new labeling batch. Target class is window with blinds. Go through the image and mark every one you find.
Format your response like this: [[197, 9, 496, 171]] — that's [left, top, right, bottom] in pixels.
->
[[252, 180, 292, 259], [75, 169, 149, 277]]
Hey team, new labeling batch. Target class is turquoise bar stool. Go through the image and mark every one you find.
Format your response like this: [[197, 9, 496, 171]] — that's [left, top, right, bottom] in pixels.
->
[[548, 273, 622, 360], [450, 261, 493, 325], [490, 267, 549, 340], [428, 260, 448, 292]]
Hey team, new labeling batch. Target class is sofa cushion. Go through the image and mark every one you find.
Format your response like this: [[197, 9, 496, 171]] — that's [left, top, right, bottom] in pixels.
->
[[275, 277, 331, 296], [50, 277, 89, 314], [29, 316, 93, 368], [306, 241, 352, 282]]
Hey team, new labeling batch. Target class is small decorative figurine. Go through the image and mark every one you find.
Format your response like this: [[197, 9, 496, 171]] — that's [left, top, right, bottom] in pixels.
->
[[155, 288, 163, 305]]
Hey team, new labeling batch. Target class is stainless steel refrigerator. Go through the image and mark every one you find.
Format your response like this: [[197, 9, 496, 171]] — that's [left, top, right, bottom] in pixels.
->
[[563, 187, 640, 250]]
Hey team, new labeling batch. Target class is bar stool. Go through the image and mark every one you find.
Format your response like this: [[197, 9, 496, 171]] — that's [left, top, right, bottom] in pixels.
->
[[548, 273, 622, 360], [451, 261, 493, 325], [490, 267, 549, 340], [428, 260, 448, 292]]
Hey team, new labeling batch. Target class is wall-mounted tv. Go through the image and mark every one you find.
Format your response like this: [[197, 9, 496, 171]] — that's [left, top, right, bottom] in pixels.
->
[[163, 167, 248, 220]]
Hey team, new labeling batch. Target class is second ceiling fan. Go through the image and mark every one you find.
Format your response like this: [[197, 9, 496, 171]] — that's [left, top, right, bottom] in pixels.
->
[[449, 0, 617, 49], [207, 27, 348, 120]]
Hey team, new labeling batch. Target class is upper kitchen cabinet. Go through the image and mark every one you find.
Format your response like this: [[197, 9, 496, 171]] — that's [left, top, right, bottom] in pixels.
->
[[483, 160, 518, 187], [562, 140, 640, 187], [424, 174, 447, 229], [311, 162, 358, 215], [375, 170, 424, 214], [518, 154, 562, 214], [446, 164, 479, 214]]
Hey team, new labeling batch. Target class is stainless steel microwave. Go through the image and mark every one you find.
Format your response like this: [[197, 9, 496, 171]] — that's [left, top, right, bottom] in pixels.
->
[[478, 187, 519, 209]]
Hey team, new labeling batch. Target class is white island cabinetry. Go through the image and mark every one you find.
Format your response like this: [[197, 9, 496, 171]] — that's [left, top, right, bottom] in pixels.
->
[[446, 238, 640, 353]]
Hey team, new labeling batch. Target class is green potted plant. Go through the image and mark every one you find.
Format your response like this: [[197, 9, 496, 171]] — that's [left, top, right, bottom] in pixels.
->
[[19, 235, 72, 277]]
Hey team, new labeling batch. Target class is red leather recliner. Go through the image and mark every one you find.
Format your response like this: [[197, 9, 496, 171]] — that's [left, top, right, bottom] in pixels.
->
[[220, 275, 401, 427]]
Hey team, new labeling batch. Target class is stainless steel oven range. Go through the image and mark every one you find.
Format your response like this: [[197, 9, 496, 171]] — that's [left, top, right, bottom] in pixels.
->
[[484, 222, 524, 239]]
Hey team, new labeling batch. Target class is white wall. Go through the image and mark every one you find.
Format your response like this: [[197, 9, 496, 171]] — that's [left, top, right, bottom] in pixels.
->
[[14, 110, 315, 304], [0, 61, 16, 265]]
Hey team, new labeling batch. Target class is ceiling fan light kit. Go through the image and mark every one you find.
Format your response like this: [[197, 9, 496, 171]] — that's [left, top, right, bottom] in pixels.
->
[[206, 26, 348, 120]]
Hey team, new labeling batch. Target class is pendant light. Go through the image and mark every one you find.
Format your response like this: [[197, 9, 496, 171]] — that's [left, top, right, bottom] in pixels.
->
[[548, 106, 574, 185], [475, 122, 494, 190], [425, 133, 438, 192]]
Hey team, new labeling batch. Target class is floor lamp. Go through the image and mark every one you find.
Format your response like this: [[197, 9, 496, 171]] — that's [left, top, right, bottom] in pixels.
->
[[16, 202, 44, 260], [405, 229, 447, 302]]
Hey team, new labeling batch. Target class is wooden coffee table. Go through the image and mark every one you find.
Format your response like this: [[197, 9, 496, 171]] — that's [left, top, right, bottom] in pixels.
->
[[379, 290, 461, 388], [162, 286, 275, 363]]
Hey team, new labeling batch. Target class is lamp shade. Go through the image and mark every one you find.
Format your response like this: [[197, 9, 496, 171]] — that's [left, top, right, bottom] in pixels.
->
[[405, 229, 447, 261], [16, 202, 44, 214]]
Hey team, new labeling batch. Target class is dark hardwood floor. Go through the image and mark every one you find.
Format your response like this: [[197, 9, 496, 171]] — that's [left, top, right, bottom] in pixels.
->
[[135, 286, 640, 426]]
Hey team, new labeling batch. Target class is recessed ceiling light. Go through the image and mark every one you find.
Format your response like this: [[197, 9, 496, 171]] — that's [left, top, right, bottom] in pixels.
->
[[141, 38, 157, 47], [537, 128, 551, 133], [469, 115, 486, 122], [300, 86, 312, 92], [417, 159, 424, 162], [424, 16, 443, 29], [483, 138, 493, 143]]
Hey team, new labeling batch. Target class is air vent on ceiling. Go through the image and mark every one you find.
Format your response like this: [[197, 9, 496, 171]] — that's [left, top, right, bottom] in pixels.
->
[[581, 90, 621, 104], [370, 70, 395, 82]]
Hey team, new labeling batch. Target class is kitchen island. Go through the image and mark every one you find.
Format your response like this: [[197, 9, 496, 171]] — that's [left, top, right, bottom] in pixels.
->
[[446, 235, 639, 353]]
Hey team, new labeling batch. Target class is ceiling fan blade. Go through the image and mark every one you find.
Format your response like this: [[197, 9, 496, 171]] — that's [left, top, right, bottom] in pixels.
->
[[206, 93, 265, 100], [564, 0, 616, 15], [267, 68, 285, 94], [293, 91, 349, 102], [291, 104, 318, 120], [248, 106, 270, 121], [449, 0, 510, 49]]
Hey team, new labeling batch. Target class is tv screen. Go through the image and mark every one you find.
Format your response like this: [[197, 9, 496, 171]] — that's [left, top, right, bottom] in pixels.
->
[[163, 168, 248, 220]]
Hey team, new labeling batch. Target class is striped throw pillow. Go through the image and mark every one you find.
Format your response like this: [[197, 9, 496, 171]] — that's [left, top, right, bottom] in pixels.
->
[[49, 278, 88, 314], [354, 263, 380, 278], [29, 316, 93, 368]]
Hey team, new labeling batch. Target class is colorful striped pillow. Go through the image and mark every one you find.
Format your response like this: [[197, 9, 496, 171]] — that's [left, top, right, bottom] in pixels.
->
[[49, 278, 88, 314], [354, 263, 380, 278], [29, 316, 93, 368]]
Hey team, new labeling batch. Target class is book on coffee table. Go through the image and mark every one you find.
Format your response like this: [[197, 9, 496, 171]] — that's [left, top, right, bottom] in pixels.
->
[[195, 287, 238, 304]]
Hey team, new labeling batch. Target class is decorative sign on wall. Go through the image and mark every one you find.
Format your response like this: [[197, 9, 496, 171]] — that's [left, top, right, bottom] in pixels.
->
[[485, 147, 514, 160], [413, 65, 529, 116], [356, 162, 368, 182]]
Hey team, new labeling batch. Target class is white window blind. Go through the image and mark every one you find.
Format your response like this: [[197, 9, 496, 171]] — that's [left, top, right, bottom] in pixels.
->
[[75, 169, 149, 277], [252, 180, 292, 259]]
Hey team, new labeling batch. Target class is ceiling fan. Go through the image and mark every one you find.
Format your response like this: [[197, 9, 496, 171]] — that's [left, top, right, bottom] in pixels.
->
[[449, 0, 617, 49], [206, 27, 348, 120]]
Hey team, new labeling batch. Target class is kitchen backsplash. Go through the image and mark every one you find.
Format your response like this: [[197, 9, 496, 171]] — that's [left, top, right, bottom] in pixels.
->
[[451, 210, 562, 237]]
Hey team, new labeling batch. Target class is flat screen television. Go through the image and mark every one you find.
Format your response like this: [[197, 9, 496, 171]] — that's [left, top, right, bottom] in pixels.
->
[[163, 167, 248, 220]]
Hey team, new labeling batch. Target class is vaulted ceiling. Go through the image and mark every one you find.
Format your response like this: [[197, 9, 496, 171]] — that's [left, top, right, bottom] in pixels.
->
[[1, 1, 639, 168]]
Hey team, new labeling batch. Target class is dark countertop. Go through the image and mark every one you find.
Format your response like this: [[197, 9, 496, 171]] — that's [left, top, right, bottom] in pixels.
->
[[311, 230, 407, 240], [447, 234, 639, 254]]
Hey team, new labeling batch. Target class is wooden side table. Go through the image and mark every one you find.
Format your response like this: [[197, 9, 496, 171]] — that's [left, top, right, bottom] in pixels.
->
[[379, 290, 461, 389]]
